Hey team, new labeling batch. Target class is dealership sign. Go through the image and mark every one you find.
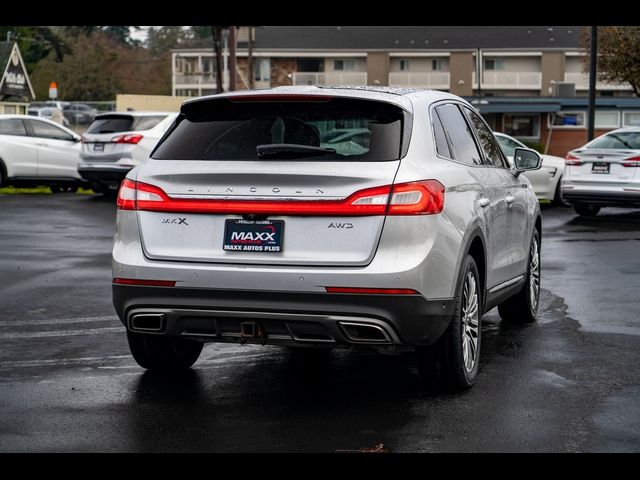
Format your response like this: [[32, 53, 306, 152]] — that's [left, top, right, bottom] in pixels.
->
[[0, 43, 35, 100]]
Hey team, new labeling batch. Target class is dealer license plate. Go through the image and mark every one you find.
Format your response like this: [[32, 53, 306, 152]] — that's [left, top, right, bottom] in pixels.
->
[[223, 219, 284, 252]]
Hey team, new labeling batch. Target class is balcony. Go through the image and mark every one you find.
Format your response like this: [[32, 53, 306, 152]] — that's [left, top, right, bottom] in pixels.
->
[[564, 72, 632, 91], [174, 73, 218, 86], [473, 71, 542, 90], [388, 72, 450, 90], [293, 71, 368, 86]]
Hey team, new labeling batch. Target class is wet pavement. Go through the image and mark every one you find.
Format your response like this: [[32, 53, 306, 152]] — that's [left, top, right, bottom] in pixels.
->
[[1, 194, 639, 452]]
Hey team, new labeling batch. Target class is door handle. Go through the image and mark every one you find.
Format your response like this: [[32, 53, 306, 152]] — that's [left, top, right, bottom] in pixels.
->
[[478, 198, 490, 208], [506, 195, 515, 205]]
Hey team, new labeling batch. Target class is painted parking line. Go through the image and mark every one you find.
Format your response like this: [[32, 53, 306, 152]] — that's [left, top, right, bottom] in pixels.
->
[[0, 315, 119, 327], [0, 351, 277, 369], [1, 355, 133, 368], [0, 326, 124, 339]]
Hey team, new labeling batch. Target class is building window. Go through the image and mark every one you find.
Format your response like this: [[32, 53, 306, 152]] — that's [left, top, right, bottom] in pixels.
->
[[432, 59, 443, 71], [504, 114, 540, 138], [399, 59, 410, 71], [334, 59, 356, 71], [4, 105, 17, 114], [623, 111, 640, 127], [254, 58, 271, 82], [595, 111, 620, 129], [550, 111, 586, 128], [484, 59, 505, 71]]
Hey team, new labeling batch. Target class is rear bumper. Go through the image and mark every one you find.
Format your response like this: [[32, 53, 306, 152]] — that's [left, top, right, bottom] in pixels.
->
[[562, 189, 640, 207], [78, 164, 132, 185], [112, 284, 454, 347]]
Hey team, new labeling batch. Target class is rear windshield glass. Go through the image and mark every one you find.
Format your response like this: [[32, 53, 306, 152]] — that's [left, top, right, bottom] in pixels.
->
[[86, 115, 166, 134], [151, 98, 408, 161], [587, 131, 640, 149]]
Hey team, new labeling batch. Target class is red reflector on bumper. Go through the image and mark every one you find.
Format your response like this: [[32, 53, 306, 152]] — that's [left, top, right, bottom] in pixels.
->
[[113, 278, 176, 287], [325, 287, 419, 295]]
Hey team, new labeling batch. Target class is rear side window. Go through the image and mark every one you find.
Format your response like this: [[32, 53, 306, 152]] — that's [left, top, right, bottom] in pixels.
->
[[431, 109, 452, 159], [152, 98, 407, 162], [588, 131, 640, 149], [435, 104, 482, 166], [133, 116, 167, 131], [0, 119, 28, 136]]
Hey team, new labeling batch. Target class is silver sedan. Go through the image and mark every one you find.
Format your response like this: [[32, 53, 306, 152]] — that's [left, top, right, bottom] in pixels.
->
[[562, 127, 640, 217]]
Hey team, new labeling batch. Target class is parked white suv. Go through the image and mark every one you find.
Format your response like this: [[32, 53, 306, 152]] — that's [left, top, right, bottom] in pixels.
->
[[112, 87, 542, 391], [78, 112, 177, 194], [0, 114, 83, 192]]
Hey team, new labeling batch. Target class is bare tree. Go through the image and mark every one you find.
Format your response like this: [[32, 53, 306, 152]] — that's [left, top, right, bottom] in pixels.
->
[[583, 26, 640, 96]]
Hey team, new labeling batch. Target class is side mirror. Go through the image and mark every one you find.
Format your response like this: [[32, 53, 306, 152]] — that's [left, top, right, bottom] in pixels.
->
[[513, 147, 541, 176], [73, 135, 82, 143]]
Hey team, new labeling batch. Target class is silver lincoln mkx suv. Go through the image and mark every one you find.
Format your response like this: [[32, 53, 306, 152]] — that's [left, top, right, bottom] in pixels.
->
[[113, 86, 542, 391]]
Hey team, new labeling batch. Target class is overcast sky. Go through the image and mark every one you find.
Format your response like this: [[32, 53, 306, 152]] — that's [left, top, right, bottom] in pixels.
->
[[130, 26, 154, 43]]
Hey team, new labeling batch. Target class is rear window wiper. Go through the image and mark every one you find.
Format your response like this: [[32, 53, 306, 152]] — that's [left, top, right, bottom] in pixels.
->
[[256, 143, 336, 159]]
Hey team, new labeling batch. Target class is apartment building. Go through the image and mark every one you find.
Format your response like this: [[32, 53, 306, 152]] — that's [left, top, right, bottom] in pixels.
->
[[171, 26, 640, 156]]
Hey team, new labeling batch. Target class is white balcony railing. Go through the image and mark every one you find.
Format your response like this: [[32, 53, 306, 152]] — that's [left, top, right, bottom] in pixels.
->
[[476, 71, 542, 89], [174, 73, 218, 86], [293, 71, 368, 86], [388, 72, 450, 89], [564, 72, 632, 91]]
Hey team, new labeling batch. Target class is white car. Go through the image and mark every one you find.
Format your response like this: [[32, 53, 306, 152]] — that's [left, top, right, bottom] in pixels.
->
[[562, 127, 640, 217], [494, 132, 566, 204], [78, 112, 178, 194], [0, 114, 83, 192]]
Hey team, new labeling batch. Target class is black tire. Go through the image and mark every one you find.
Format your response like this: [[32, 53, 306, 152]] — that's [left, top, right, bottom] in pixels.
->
[[498, 229, 541, 324], [90, 182, 109, 195], [417, 255, 481, 391], [50, 185, 78, 193], [551, 177, 566, 207], [574, 203, 600, 217], [127, 332, 203, 372]]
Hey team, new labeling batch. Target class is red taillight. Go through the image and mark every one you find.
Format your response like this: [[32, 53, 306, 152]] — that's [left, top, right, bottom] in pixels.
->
[[116, 179, 138, 210], [116, 179, 445, 216], [325, 287, 419, 295], [112, 134, 143, 144], [113, 278, 175, 287], [622, 156, 640, 167], [565, 154, 584, 166]]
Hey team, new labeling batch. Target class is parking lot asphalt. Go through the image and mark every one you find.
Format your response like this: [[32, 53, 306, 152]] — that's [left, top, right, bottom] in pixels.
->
[[1, 193, 640, 452]]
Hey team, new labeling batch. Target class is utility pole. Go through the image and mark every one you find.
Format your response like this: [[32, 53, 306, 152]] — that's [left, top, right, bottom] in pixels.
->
[[587, 25, 598, 141], [248, 27, 255, 89], [477, 48, 482, 103], [229, 26, 237, 91], [211, 26, 223, 93]]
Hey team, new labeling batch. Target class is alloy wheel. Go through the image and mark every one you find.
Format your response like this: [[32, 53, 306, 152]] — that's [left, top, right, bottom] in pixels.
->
[[461, 271, 480, 374]]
